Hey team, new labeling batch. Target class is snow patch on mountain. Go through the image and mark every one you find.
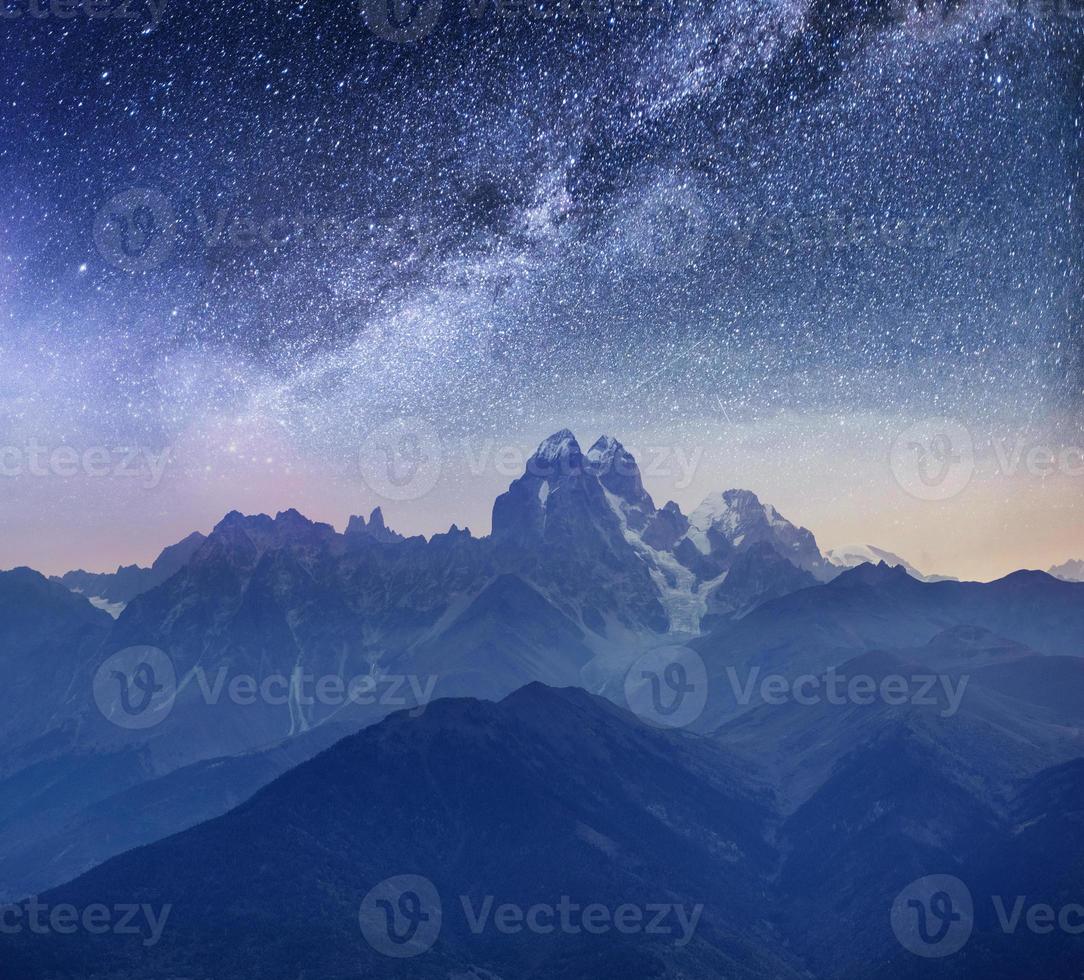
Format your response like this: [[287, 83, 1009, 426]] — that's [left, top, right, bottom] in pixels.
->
[[826, 544, 917, 572], [87, 596, 126, 618], [689, 490, 791, 534], [534, 428, 579, 464], [681, 488, 831, 578], [601, 487, 704, 635]]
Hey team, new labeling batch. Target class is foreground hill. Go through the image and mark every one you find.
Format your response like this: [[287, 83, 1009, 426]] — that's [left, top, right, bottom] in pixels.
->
[[5, 671, 1084, 979], [1, 685, 797, 980]]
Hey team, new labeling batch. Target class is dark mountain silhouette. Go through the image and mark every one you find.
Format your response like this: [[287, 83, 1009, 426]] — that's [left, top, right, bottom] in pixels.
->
[[1, 686, 798, 980], [0, 721, 351, 902], [6, 676, 1084, 979]]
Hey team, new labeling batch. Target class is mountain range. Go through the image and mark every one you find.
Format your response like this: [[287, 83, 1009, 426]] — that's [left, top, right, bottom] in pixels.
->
[[0, 429, 1082, 977], [824, 544, 957, 583], [51, 531, 207, 614]]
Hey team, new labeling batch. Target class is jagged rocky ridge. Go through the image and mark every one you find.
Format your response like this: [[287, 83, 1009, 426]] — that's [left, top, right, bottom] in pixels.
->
[[825, 543, 958, 583], [28, 429, 1084, 766], [63, 430, 837, 635], [51, 531, 207, 612]]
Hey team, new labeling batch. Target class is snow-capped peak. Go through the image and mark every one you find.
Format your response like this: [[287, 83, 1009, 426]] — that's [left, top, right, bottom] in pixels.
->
[[681, 489, 832, 579], [688, 489, 768, 534], [826, 544, 916, 571], [531, 429, 581, 467], [586, 435, 622, 464], [825, 544, 954, 583]]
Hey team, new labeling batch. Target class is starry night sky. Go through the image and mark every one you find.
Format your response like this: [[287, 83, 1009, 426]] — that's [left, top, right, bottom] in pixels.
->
[[0, 0, 1081, 579]]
